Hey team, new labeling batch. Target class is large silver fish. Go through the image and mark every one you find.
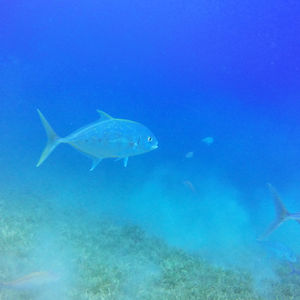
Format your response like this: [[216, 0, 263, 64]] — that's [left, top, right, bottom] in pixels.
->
[[36, 109, 158, 170]]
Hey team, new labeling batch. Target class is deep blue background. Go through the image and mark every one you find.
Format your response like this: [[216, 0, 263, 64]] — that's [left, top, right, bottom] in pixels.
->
[[1, 0, 300, 206]]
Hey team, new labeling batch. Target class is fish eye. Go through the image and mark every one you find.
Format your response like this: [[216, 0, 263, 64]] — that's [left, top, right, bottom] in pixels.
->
[[147, 136, 152, 142]]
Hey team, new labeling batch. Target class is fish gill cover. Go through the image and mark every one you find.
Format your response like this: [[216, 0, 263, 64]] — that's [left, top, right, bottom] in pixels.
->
[[1, 0, 300, 299]]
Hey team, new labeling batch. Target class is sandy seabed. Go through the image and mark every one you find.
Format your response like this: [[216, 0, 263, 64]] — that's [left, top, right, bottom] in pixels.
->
[[0, 184, 299, 300]]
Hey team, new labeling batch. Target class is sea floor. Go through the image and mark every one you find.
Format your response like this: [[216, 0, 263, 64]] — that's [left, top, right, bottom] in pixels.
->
[[0, 185, 300, 300]]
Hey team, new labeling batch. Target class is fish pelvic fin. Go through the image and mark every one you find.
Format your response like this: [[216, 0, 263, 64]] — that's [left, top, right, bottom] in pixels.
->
[[89, 158, 103, 171], [258, 183, 290, 240], [36, 109, 61, 167]]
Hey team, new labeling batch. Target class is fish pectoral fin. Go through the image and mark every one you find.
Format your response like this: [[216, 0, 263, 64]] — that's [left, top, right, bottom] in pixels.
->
[[96, 110, 113, 121], [90, 158, 103, 171], [123, 157, 128, 167]]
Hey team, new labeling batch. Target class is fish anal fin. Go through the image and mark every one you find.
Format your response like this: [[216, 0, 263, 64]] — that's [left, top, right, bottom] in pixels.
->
[[123, 157, 128, 167]]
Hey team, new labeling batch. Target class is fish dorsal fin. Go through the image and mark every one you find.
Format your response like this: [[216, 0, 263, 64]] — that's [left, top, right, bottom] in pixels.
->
[[97, 110, 113, 121]]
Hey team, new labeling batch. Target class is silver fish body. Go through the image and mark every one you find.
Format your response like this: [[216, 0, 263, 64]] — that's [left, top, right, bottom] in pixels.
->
[[67, 118, 157, 158], [36, 109, 158, 170]]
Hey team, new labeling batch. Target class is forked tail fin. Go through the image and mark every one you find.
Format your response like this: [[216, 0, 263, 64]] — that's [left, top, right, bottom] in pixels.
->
[[36, 109, 61, 167], [258, 183, 290, 240]]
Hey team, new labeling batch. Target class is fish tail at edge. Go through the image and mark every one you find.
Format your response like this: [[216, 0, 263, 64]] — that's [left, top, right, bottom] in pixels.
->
[[36, 109, 62, 167], [258, 183, 290, 240]]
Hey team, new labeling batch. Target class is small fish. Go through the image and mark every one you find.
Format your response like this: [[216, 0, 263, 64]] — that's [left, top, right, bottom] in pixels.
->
[[0, 271, 59, 289], [36, 109, 158, 170], [258, 183, 300, 240], [202, 136, 214, 145], [183, 180, 197, 194], [185, 151, 194, 159]]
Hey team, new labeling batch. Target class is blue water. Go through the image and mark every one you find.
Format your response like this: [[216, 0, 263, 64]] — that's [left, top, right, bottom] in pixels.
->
[[1, 0, 300, 298]]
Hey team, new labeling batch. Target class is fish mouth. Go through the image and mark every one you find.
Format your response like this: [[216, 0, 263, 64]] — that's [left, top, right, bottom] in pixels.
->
[[151, 145, 158, 150]]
